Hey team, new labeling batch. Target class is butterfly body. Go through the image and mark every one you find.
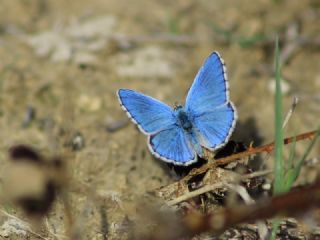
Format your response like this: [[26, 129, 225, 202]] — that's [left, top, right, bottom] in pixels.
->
[[174, 106, 192, 131], [174, 105, 205, 157], [117, 52, 237, 166]]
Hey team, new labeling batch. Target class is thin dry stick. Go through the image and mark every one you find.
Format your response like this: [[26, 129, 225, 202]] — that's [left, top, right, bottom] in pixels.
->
[[167, 170, 272, 206], [263, 96, 299, 164], [110, 33, 320, 46], [283, 96, 299, 128], [224, 183, 255, 204], [183, 130, 317, 182]]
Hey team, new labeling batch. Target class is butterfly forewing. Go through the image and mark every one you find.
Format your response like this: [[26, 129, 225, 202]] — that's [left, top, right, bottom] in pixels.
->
[[117, 89, 176, 134], [185, 52, 237, 150], [185, 52, 229, 114]]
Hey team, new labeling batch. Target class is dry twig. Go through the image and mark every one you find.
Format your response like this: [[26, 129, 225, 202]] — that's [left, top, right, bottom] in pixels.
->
[[166, 170, 272, 206], [183, 130, 317, 183]]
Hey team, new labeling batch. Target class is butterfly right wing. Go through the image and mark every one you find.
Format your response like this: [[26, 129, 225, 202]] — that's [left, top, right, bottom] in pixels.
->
[[185, 52, 229, 114], [185, 52, 237, 151], [117, 89, 177, 134], [192, 103, 237, 150]]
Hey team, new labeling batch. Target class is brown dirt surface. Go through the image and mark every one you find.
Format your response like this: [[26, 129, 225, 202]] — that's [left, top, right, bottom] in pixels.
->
[[0, 0, 319, 239]]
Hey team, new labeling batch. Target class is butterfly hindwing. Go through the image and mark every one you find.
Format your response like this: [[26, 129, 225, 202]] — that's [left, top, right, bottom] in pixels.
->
[[192, 102, 236, 149], [117, 89, 176, 134], [148, 127, 196, 165], [186, 52, 237, 150]]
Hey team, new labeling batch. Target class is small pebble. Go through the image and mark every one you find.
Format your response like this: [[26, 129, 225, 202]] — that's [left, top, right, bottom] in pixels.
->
[[78, 95, 102, 112], [71, 132, 85, 151], [22, 106, 36, 128], [268, 78, 290, 95]]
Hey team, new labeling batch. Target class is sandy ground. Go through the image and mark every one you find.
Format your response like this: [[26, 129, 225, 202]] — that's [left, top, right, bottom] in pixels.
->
[[0, 0, 319, 239]]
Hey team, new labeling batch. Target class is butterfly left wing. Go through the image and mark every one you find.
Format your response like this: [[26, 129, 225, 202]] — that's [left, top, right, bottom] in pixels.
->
[[118, 89, 196, 165], [148, 127, 196, 165], [117, 89, 176, 134], [185, 52, 237, 150]]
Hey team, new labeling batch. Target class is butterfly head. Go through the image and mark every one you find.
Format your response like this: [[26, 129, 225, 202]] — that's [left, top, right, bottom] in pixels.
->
[[173, 103, 183, 111], [173, 105, 193, 131]]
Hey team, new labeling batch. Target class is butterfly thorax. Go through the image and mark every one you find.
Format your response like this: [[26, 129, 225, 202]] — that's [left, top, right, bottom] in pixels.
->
[[174, 106, 192, 131]]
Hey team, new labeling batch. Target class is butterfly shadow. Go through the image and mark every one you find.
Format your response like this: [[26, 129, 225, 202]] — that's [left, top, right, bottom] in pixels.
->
[[231, 116, 265, 170], [153, 116, 264, 178]]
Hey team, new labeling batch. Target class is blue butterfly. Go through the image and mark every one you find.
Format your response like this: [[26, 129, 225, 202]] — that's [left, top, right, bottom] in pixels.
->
[[117, 52, 237, 166]]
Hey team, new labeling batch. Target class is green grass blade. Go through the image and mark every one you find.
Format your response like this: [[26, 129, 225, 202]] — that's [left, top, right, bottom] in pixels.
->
[[270, 219, 280, 240], [295, 128, 319, 172], [273, 37, 285, 195], [284, 128, 320, 191]]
